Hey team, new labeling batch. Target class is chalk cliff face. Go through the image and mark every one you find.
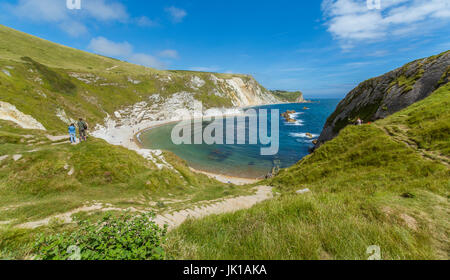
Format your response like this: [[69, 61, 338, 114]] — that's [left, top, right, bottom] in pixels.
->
[[317, 50, 450, 146], [211, 76, 281, 107], [296, 94, 305, 103]]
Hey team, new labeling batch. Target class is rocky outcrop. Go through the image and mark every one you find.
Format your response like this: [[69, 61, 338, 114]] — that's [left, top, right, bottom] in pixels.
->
[[269, 90, 304, 103], [281, 110, 297, 123], [0, 101, 46, 130], [296, 94, 305, 103], [212, 75, 281, 106], [317, 50, 449, 146]]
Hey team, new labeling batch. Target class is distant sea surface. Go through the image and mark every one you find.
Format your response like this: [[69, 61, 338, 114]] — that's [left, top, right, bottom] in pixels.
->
[[139, 99, 340, 178]]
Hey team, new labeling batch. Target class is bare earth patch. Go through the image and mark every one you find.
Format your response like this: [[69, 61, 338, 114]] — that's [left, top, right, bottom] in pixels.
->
[[400, 213, 418, 231]]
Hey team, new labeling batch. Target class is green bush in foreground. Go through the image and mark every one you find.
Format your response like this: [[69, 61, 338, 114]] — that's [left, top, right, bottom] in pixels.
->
[[33, 212, 167, 260]]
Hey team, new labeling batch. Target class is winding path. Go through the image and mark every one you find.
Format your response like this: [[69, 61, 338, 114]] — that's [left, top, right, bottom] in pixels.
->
[[153, 186, 273, 230], [377, 124, 450, 167], [16, 186, 273, 231]]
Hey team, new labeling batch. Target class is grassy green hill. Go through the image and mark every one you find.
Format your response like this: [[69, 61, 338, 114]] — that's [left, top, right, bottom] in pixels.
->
[[269, 90, 303, 103], [166, 84, 450, 260], [0, 25, 288, 134], [0, 118, 256, 259], [0, 24, 272, 259], [0, 25, 149, 73]]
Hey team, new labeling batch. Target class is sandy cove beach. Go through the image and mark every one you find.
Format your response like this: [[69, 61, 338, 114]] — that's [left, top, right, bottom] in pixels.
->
[[189, 168, 261, 186], [92, 111, 263, 186]]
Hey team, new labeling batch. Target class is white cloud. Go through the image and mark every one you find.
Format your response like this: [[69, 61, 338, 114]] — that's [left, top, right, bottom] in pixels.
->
[[368, 50, 389, 57], [277, 67, 308, 72], [158, 49, 179, 59], [129, 54, 165, 69], [3, 0, 128, 36], [88, 37, 165, 69], [136, 16, 159, 27], [83, 0, 128, 22], [322, 0, 450, 47], [88, 37, 133, 57], [344, 61, 372, 68], [165, 6, 187, 23], [14, 0, 129, 22], [189, 66, 221, 72], [59, 20, 88, 37], [8, 0, 67, 22]]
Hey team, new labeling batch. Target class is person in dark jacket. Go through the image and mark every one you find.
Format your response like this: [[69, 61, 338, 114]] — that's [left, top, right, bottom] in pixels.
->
[[77, 118, 88, 142]]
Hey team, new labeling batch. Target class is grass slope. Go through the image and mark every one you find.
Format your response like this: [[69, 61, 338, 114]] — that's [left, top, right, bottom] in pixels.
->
[[0, 24, 156, 73], [0, 24, 287, 260], [378, 83, 450, 157], [0, 120, 254, 259], [166, 85, 450, 260]]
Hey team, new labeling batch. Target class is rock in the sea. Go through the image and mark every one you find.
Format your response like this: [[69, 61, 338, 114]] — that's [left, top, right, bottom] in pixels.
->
[[281, 110, 297, 123]]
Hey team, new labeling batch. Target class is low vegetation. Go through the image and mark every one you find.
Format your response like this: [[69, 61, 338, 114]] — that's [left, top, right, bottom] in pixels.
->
[[1, 83, 448, 260], [388, 63, 425, 94], [34, 212, 167, 260], [0, 120, 254, 259], [165, 86, 449, 260], [379, 83, 450, 157]]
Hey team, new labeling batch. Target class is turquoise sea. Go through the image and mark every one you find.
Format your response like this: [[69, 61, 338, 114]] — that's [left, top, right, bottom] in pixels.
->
[[139, 99, 340, 178]]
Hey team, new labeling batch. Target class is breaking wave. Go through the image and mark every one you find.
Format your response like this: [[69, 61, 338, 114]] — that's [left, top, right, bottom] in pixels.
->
[[289, 132, 319, 138]]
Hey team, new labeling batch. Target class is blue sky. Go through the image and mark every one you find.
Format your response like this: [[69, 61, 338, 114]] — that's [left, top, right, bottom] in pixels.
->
[[1, 0, 449, 98]]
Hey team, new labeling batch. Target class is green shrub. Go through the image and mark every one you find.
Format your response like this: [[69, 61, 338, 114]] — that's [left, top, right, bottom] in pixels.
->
[[21, 56, 76, 95], [0, 132, 23, 144], [33, 212, 167, 260]]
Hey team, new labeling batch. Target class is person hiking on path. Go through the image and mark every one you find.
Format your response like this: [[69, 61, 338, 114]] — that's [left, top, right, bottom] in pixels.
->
[[68, 123, 77, 144], [77, 118, 88, 142], [357, 118, 363, 126]]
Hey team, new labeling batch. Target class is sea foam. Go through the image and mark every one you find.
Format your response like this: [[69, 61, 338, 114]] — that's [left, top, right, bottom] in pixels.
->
[[289, 132, 319, 138]]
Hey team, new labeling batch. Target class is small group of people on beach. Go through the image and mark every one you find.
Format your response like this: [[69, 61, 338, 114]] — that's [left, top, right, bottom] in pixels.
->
[[68, 118, 88, 144]]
